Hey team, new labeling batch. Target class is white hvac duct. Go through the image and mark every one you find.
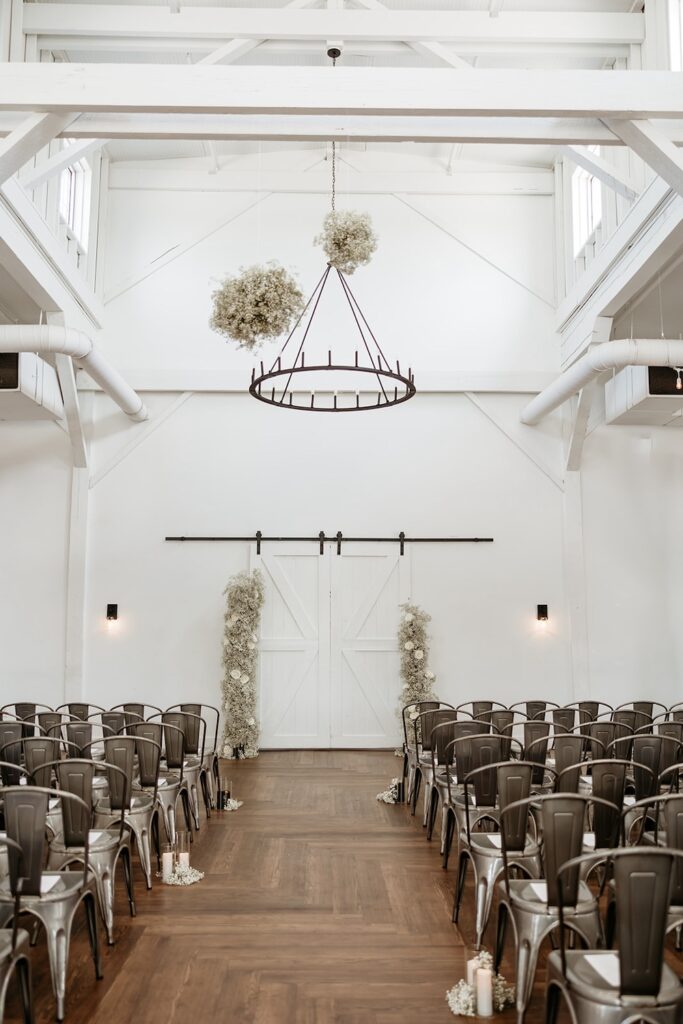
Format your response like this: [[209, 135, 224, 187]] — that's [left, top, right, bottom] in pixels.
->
[[521, 338, 683, 426], [0, 324, 148, 422]]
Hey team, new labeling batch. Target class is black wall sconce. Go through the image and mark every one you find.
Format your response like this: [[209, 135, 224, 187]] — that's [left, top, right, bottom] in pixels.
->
[[106, 603, 118, 621], [537, 604, 548, 622]]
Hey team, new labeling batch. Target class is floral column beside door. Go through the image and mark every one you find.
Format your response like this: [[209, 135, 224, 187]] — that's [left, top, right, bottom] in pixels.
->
[[221, 569, 265, 759]]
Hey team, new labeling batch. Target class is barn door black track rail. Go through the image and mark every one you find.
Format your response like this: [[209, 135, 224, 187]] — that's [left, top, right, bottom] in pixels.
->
[[164, 531, 494, 555]]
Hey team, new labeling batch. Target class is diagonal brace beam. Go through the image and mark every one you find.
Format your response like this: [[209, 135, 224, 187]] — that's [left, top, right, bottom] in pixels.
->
[[0, 111, 75, 185], [603, 118, 683, 197]]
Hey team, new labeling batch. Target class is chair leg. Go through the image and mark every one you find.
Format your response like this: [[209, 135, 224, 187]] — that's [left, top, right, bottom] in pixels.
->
[[17, 955, 33, 1024], [494, 902, 508, 974], [411, 770, 422, 816], [443, 811, 456, 870], [427, 786, 440, 841], [131, 820, 154, 890], [453, 851, 469, 923], [151, 809, 161, 870], [545, 981, 561, 1024], [45, 920, 71, 1022], [676, 923, 683, 953], [180, 790, 194, 837], [200, 770, 212, 818], [474, 864, 499, 949], [84, 891, 103, 981], [121, 846, 136, 918], [422, 779, 432, 827], [189, 782, 201, 830]]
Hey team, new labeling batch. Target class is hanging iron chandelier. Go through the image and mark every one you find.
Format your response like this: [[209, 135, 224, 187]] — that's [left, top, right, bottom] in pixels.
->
[[248, 50, 416, 414]]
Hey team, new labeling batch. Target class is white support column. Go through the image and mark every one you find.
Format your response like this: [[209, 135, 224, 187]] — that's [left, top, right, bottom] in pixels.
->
[[55, 353, 88, 469], [0, 111, 74, 186], [64, 462, 90, 703], [562, 469, 591, 700], [565, 316, 612, 471], [8, 0, 23, 63], [604, 118, 683, 197]]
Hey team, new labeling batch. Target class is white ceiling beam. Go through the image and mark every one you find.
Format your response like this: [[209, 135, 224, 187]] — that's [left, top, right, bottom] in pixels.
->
[[107, 165, 554, 195], [2, 112, 682, 147], [1, 65, 681, 120], [603, 118, 683, 197], [22, 6, 645, 46], [561, 144, 640, 200], [350, 0, 474, 70], [22, 136, 105, 190], [196, 0, 320, 67], [0, 111, 74, 185], [37, 36, 631, 60]]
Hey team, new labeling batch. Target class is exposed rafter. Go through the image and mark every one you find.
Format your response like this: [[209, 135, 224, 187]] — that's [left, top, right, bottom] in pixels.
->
[[604, 118, 683, 198], [0, 111, 74, 186], [351, 0, 474, 70], [561, 145, 640, 201], [196, 0, 321, 67], [22, 136, 105, 190]]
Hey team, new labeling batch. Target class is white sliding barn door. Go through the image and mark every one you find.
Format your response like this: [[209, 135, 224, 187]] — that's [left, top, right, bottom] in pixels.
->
[[251, 544, 331, 749], [330, 545, 411, 748], [252, 543, 410, 749]]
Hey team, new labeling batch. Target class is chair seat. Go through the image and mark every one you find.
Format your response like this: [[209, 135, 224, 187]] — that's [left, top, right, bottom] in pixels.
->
[[467, 832, 539, 858], [549, 950, 683, 1007], [0, 871, 85, 904], [50, 828, 120, 855], [97, 792, 154, 814], [418, 752, 432, 766], [183, 756, 201, 770], [503, 878, 595, 913], [0, 927, 29, 961]]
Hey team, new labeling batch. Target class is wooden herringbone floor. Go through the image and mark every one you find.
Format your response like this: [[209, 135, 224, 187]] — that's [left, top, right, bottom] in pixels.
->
[[6, 751, 558, 1024]]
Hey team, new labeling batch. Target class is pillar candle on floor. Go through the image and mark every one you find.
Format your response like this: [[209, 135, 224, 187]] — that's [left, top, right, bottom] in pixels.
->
[[476, 968, 493, 1017]]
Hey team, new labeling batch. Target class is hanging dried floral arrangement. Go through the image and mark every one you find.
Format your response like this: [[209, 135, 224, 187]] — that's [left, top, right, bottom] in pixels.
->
[[210, 262, 304, 351]]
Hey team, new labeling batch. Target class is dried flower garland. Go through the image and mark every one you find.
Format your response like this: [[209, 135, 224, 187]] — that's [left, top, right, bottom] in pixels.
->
[[399, 602, 438, 718], [163, 865, 205, 887], [210, 262, 304, 351], [314, 211, 377, 274], [221, 569, 265, 758], [376, 778, 400, 804], [446, 952, 515, 1017]]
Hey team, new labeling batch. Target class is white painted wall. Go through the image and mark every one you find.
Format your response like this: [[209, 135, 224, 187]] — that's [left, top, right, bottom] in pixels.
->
[[2, 157, 681, 722]]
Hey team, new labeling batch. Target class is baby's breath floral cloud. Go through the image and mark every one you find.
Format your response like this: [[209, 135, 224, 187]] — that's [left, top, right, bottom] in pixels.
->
[[221, 569, 265, 758], [210, 262, 304, 351], [314, 211, 377, 274], [398, 602, 438, 717]]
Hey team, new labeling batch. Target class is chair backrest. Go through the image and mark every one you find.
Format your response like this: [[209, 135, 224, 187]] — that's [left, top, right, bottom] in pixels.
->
[[160, 712, 187, 770], [497, 761, 534, 850], [53, 759, 95, 846], [430, 718, 460, 768], [521, 721, 551, 784], [102, 736, 135, 812], [552, 708, 576, 733], [37, 711, 63, 737], [128, 722, 162, 790], [612, 849, 677, 996], [102, 710, 126, 737], [64, 719, 93, 755], [175, 708, 206, 758], [458, 734, 505, 805], [2, 785, 90, 895], [0, 722, 24, 785], [22, 736, 61, 788], [67, 702, 89, 721], [553, 734, 585, 792], [401, 701, 439, 749], [590, 759, 632, 847], [541, 794, 591, 906], [585, 719, 618, 760]]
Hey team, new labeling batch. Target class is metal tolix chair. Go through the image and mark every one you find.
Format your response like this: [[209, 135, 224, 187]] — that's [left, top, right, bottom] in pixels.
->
[[44, 754, 136, 946], [400, 700, 441, 806], [146, 716, 195, 844], [546, 847, 683, 1024], [453, 759, 547, 949], [95, 728, 162, 890], [168, 703, 221, 810], [0, 836, 33, 1024], [426, 718, 481, 847], [162, 709, 210, 828], [438, 727, 503, 868], [410, 707, 462, 824], [494, 793, 619, 1024], [0, 786, 102, 1022]]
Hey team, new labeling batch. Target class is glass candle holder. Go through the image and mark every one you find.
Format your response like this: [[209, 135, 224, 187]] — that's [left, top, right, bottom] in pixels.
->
[[218, 777, 232, 809], [176, 830, 191, 870], [161, 843, 174, 883]]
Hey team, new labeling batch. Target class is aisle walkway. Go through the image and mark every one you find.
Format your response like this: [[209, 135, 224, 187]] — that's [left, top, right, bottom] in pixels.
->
[[9, 751, 533, 1024]]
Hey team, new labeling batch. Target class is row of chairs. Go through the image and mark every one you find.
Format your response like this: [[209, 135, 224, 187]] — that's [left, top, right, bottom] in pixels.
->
[[0, 699, 222, 1022], [398, 697, 683, 1024]]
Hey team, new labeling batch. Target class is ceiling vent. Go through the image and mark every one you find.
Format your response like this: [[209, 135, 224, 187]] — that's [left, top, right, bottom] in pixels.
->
[[0, 352, 64, 421], [605, 366, 683, 427]]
